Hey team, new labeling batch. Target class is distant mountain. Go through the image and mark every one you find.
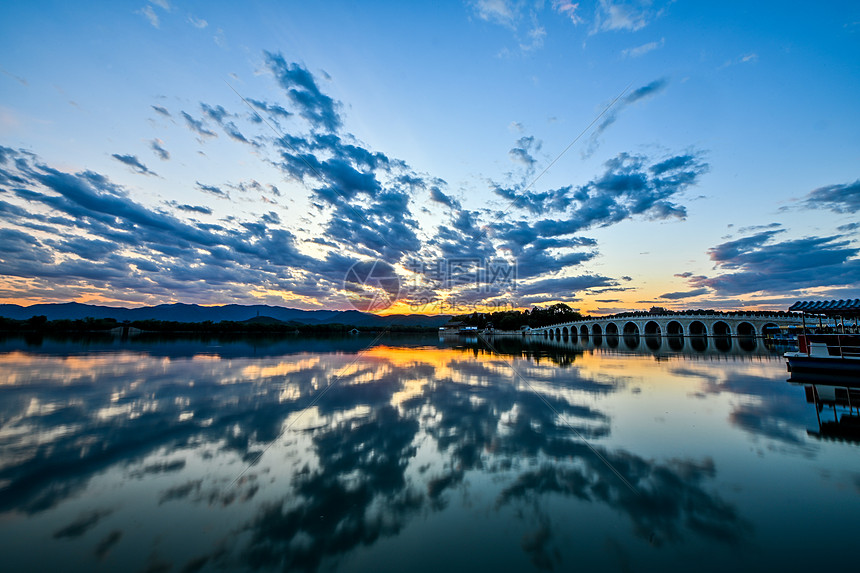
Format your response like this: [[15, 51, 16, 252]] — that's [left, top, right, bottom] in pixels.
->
[[241, 315, 289, 325], [0, 302, 451, 328]]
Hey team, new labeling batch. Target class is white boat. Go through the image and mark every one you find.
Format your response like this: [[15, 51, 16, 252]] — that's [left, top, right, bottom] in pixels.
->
[[784, 333, 860, 375], [783, 299, 860, 376]]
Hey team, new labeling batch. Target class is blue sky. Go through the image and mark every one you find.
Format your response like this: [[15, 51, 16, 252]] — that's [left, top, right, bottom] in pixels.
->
[[0, 0, 858, 314]]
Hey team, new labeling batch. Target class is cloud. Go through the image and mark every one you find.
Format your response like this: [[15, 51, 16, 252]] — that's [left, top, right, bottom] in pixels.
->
[[659, 288, 710, 300], [0, 66, 28, 86], [111, 154, 157, 176], [246, 98, 293, 123], [0, 54, 714, 310], [201, 103, 253, 144], [429, 187, 460, 210], [517, 275, 616, 300], [188, 15, 208, 28], [799, 180, 860, 214], [584, 78, 668, 157], [471, 0, 519, 27], [196, 181, 229, 198], [149, 139, 169, 160], [511, 151, 707, 236], [685, 230, 860, 296], [594, 0, 653, 32], [168, 201, 212, 215], [622, 38, 664, 58], [552, 1, 583, 24], [508, 135, 541, 168], [469, 1, 548, 52], [264, 52, 341, 132], [181, 111, 217, 139], [136, 5, 160, 28], [0, 148, 342, 306]]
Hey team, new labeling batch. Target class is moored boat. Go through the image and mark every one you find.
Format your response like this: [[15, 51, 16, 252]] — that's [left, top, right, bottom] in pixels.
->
[[783, 299, 860, 376], [784, 333, 860, 374]]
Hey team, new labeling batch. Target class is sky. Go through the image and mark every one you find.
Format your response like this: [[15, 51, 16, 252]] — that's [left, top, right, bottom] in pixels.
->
[[0, 0, 858, 316]]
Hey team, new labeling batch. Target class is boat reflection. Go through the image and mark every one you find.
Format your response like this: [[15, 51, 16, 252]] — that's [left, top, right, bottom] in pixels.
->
[[788, 372, 860, 443]]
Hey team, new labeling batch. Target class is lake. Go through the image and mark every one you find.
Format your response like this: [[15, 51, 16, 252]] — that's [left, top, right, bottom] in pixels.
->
[[0, 332, 857, 572]]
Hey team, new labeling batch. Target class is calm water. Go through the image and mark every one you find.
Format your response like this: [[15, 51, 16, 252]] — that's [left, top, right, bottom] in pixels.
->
[[0, 333, 857, 572]]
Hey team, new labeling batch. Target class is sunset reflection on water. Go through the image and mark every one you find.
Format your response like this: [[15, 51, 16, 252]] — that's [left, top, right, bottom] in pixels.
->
[[0, 334, 856, 572]]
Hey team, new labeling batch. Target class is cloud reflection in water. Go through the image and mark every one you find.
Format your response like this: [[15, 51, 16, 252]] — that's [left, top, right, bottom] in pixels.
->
[[0, 336, 819, 571]]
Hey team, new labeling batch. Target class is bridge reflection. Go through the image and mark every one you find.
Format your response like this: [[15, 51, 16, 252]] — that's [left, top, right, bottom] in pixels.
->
[[480, 328, 779, 358]]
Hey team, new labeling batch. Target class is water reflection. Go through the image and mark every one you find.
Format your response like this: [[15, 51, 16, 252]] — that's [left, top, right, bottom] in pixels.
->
[[0, 334, 856, 572], [788, 373, 860, 443]]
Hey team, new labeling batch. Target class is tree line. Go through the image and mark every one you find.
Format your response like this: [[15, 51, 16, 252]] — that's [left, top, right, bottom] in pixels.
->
[[452, 303, 584, 331]]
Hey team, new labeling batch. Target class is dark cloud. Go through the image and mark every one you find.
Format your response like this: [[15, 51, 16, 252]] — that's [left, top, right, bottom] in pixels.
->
[[0, 149, 341, 306], [508, 135, 540, 168], [196, 181, 229, 199], [584, 78, 668, 157], [151, 105, 171, 117], [264, 52, 341, 132], [111, 154, 157, 176], [517, 274, 616, 297], [686, 230, 860, 296], [800, 180, 860, 214], [659, 288, 709, 300], [201, 103, 253, 144], [168, 201, 212, 215], [246, 98, 293, 123], [149, 139, 170, 160], [181, 111, 217, 139], [429, 187, 460, 209], [530, 151, 706, 237]]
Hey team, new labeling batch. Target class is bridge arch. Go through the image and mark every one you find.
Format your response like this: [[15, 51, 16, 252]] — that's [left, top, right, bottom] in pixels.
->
[[592, 324, 603, 346], [737, 322, 755, 337], [689, 321, 707, 337], [761, 322, 778, 337], [737, 321, 757, 351], [580, 325, 589, 338], [555, 328, 561, 338], [713, 320, 731, 351], [623, 321, 640, 349], [562, 326, 569, 337], [644, 321, 661, 336], [605, 322, 619, 348], [666, 321, 683, 350], [713, 321, 731, 337]]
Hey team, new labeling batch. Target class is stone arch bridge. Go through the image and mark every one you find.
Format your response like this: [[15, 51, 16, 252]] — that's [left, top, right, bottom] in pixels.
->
[[528, 312, 803, 341]]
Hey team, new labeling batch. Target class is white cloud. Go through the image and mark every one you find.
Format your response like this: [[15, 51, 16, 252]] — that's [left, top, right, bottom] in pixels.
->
[[137, 5, 159, 28], [552, 1, 583, 25], [595, 0, 651, 32], [621, 37, 664, 58], [188, 16, 208, 29], [472, 0, 518, 27]]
